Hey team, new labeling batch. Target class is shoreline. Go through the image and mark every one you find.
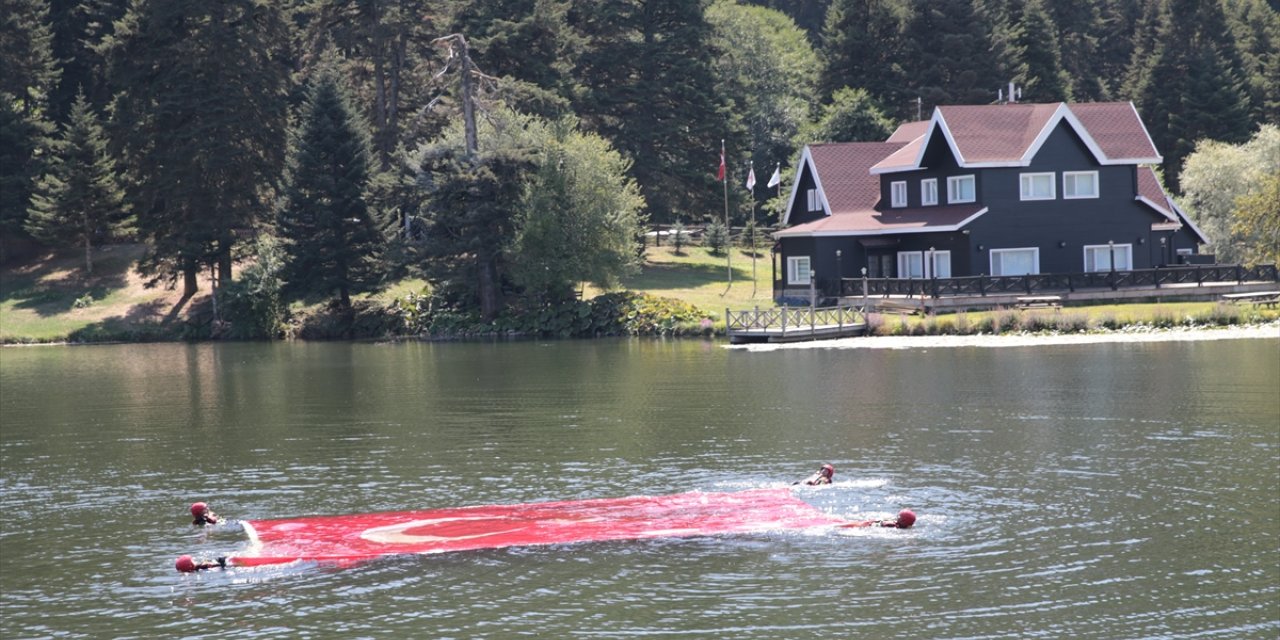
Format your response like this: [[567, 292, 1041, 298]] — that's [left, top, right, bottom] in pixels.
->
[[731, 322, 1280, 351]]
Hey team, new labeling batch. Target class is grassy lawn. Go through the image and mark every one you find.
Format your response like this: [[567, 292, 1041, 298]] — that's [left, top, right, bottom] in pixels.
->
[[0, 244, 201, 342], [3, 242, 1274, 342], [610, 244, 777, 314]]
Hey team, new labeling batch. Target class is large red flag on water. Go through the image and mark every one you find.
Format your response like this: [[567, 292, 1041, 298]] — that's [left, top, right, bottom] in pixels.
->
[[230, 489, 846, 568]]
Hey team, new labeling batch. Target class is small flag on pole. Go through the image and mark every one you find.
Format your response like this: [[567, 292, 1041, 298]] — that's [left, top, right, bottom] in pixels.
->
[[746, 162, 756, 190], [767, 163, 781, 188], [717, 142, 725, 181]]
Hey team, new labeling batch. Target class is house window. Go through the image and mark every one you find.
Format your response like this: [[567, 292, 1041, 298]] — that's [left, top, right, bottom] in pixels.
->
[[1020, 172, 1055, 200], [897, 252, 924, 278], [1063, 171, 1099, 199], [891, 181, 908, 208], [947, 175, 976, 203], [931, 250, 952, 278], [990, 247, 1040, 276], [1084, 244, 1132, 271], [806, 188, 822, 212], [787, 256, 812, 285], [896, 250, 952, 278], [921, 179, 938, 206]]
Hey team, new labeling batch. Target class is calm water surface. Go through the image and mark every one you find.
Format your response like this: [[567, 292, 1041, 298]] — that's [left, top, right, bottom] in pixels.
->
[[1, 337, 1277, 639]]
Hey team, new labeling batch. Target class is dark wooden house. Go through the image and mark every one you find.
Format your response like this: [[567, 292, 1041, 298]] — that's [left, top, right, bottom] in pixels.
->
[[773, 102, 1207, 299]]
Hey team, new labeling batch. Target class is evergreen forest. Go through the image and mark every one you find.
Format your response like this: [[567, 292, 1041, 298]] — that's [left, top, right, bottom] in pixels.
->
[[2, 0, 1277, 329]]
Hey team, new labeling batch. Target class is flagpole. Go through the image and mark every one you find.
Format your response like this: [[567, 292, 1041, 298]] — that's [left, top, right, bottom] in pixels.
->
[[722, 139, 731, 294], [749, 160, 757, 298]]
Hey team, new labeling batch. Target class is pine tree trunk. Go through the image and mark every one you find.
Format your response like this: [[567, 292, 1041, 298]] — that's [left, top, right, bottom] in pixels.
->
[[84, 237, 93, 276], [182, 262, 199, 299], [217, 246, 232, 284], [478, 257, 500, 321]]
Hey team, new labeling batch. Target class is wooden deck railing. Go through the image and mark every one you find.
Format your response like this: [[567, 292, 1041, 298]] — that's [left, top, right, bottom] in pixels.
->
[[726, 305, 866, 333], [833, 264, 1279, 299]]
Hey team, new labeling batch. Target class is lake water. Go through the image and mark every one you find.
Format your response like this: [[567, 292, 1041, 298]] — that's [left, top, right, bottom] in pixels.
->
[[1, 336, 1277, 639]]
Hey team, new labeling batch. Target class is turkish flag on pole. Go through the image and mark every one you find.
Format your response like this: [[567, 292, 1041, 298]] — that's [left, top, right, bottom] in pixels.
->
[[717, 142, 725, 181]]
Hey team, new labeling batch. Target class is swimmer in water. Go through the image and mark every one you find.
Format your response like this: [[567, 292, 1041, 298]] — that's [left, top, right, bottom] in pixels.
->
[[175, 555, 226, 572], [190, 502, 219, 526], [794, 464, 835, 486], [841, 509, 917, 529]]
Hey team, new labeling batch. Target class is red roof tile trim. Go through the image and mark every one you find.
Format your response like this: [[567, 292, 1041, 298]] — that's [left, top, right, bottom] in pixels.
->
[[775, 204, 987, 237]]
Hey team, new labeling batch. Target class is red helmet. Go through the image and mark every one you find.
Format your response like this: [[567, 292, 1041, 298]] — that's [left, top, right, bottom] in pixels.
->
[[190, 502, 208, 517], [175, 555, 197, 573], [821, 464, 835, 476], [896, 509, 916, 528]]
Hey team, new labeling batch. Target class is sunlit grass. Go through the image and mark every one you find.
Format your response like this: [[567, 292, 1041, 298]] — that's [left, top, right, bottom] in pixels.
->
[[599, 244, 777, 314]]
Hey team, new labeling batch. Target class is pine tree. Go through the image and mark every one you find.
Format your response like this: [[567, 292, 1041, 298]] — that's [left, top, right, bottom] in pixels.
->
[[1045, 0, 1108, 100], [1095, 0, 1145, 98], [819, 0, 906, 113], [1126, 0, 1254, 192], [277, 61, 384, 308], [0, 0, 59, 261], [416, 146, 534, 320], [294, 0, 440, 168], [571, 0, 727, 224], [899, 0, 1002, 112], [1222, 0, 1280, 124], [804, 87, 894, 142], [47, 0, 128, 123], [1013, 0, 1071, 102], [105, 0, 290, 296], [450, 0, 583, 119], [25, 92, 130, 275]]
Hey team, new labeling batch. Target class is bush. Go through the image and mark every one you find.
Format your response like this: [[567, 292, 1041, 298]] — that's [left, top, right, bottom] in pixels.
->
[[1053, 312, 1090, 333], [704, 220, 728, 256], [215, 238, 288, 339], [389, 290, 715, 339], [993, 308, 1020, 333]]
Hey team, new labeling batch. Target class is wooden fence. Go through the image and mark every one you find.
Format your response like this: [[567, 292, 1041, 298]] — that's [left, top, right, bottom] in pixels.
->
[[726, 305, 865, 333], [834, 264, 1280, 299]]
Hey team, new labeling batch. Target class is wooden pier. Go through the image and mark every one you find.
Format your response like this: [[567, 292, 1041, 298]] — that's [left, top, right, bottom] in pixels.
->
[[726, 305, 867, 344]]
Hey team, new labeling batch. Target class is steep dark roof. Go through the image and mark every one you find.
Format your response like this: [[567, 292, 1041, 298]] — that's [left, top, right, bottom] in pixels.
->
[[871, 102, 1161, 173]]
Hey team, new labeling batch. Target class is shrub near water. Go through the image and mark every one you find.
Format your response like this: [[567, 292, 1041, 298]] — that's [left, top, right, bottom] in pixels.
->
[[392, 291, 714, 338]]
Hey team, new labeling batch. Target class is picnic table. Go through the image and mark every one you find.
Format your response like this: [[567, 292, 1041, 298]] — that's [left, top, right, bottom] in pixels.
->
[[1222, 291, 1280, 308], [1016, 295, 1062, 310]]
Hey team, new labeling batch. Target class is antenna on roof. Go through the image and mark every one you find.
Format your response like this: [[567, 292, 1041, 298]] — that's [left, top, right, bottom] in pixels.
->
[[1000, 81, 1021, 105], [916, 96, 922, 121]]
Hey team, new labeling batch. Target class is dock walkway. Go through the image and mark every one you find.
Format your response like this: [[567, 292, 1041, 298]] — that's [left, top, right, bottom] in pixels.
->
[[726, 306, 867, 344]]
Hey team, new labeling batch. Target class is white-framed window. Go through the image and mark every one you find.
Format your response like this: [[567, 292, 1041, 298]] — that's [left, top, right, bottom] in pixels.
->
[[989, 247, 1040, 276], [947, 175, 976, 203], [896, 250, 952, 278], [1063, 171, 1099, 199], [891, 181, 908, 208], [930, 250, 952, 278], [1020, 172, 1056, 200], [1084, 244, 1132, 272], [787, 256, 812, 285], [897, 251, 924, 278], [1176, 248, 1193, 256], [921, 178, 938, 206], [806, 188, 822, 212]]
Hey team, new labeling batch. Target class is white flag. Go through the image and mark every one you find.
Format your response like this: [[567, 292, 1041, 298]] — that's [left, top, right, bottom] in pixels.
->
[[767, 163, 781, 188], [746, 164, 756, 190]]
